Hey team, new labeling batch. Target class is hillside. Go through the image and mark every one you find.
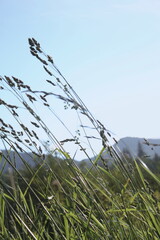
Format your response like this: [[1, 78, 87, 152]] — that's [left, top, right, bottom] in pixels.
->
[[113, 137, 160, 158], [1, 137, 160, 173], [0, 150, 40, 173]]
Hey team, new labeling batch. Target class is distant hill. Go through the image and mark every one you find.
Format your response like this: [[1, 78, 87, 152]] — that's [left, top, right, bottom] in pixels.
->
[[79, 137, 160, 168], [0, 150, 40, 173], [113, 137, 160, 158], [0, 150, 82, 173], [1, 137, 160, 173]]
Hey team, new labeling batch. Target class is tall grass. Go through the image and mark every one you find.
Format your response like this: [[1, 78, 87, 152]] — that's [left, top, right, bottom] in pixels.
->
[[0, 38, 160, 239]]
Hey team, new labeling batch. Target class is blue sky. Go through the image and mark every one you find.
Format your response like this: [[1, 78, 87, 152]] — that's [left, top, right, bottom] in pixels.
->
[[1, 0, 160, 158]]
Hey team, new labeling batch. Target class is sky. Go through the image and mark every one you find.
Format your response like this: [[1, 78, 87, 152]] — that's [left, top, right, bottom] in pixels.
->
[[0, 0, 160, 159]]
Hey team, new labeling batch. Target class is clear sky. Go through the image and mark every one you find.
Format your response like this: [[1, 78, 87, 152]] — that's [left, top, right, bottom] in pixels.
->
[[1, 0, 160, 158]]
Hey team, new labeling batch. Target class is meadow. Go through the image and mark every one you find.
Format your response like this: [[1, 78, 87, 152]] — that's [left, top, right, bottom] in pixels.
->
[[0, 38, 160, 240]]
